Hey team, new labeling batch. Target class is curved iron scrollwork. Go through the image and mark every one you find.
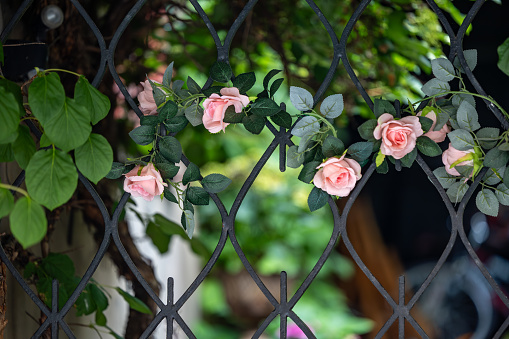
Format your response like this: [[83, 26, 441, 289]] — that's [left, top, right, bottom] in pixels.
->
[[1, 0, 508, 338]]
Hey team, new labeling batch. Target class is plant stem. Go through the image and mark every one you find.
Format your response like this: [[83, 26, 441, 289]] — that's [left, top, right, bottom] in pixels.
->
[[305, 112, 337, 138], [43, 69, 81, 77], [0, 183, 28, 197]]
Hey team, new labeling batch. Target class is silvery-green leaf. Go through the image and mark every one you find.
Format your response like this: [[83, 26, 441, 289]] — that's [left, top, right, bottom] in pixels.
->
[[181, 210, 195, 238], [291, 116, 319, 137], [452, 93, 475, 108], [422, 79, 450, 97], [476, 188, 499, 217], [162, 62, 174, 88], [484, 147, 509, 169], [290, 86, 314, 111], [497, 37, 509, 77], [499, 142, 509, 151], [433, 109, 450, 131], [448, 129, 475, 151], [287, 145, 304, 168], [495, 183, 509, 206], [484, 166, 504, 185], [184, 102, 204, 126], [447, 182, 469, 203], [456, 165, 473, 178], [320, 94, 343, 118], [454, 49, 477, 73], [298, 133, 314, 154], [457, 101, 480, 132], [476, 127, 499, 150], [431, 58, 455, 82], [433, 167, 457, 189]]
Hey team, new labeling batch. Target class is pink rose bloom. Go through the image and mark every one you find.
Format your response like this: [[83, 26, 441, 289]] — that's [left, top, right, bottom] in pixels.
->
[[202, 87, 250, 133], [313, 155, 362, 197], [373, 113, 423, 159], [442, 143, 475, 176], [417, 110, 451, 143], [123, 163, 168, 201], [137, 80, 159, 116]]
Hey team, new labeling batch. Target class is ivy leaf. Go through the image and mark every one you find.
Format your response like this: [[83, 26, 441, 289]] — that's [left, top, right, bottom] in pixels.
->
[[373, 99, 396, 118], [476, 189, 499, 217], [484, 147, 509, 169], [448, 129, 475, 151], [270, 111, 292, 129], [159, 136, 182, 163], [0, 188, 14, 219], [358, 119, 377, 141], [223, 106, 244, 123], [187, 76, 201, 95], [447, 182, 469, 203], [232, 72, 256, 94], [28, 72, 65, 126], [269, 78, 284, 98], [307, 186, 329, 212], [162, 61, 174, 88], [421, 78, 450, 97], [9, 197, 47, 249], [210, 61, 232, 83], [0, 87, 20, 144], [431, 58, 455, 82], [182, 163, 201, 186], [320, 94, 344, 118], [416, 136, 442, 157], [181, 210, 195, 238], [185, 186, 209, 205], [75, 134, 113, 184], [242, 114, 265, 134], [129, 125, 155, 146], [201, 174, 231, 193], [251, 98, 281, 117], [287, 145, 304, 169], [12, 125, 36, 170], [26, 148, 78, 211], [457, 101, 480, 132], [347, 142, 373, 162], [289, 86, 314, 111], [163, 116, 188, 133], [263, 69, 282, 89], [476, 127, 499, 150], [115, 288, 152, 315], [291, 116, 319, 137], [298, 161, 320, 184], [495, 183, 509, 206], [74, 76, 111, 125], [184, 101, 204, 127], [322, 135, 345, 158], [433, 167, 457, 189]]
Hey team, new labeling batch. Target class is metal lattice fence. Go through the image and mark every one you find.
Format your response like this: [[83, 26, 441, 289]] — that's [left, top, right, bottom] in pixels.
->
[[1, 0, 509, 338]]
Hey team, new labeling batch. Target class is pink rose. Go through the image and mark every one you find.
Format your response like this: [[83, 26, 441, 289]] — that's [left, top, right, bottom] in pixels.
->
[[313, 155, 362, 197], [417, 110, 451, 143], [137, 80, 159, 116], [123, 163, 168, 201], [442, 143, 475, 176], [202, 87, 250, 133], [373, 113, 423, 159]]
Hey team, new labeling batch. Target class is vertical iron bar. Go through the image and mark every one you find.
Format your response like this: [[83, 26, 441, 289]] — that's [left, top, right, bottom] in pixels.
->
[[51, 279, 59, 339], [167, 277, 174, 339], [280, 271, 287, 339], [398, 275, 405, 339]]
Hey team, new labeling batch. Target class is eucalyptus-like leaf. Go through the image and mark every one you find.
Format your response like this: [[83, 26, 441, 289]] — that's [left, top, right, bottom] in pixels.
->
[[75, 134, 113, 184], [484, 147, 509, 169], [320, 94, 344, 118], [421, 78, 450, 97], [452, 93, 475, 108], [454, 49, 477, 73], [457, 101, 480, 132], [483, 166, 505, 186], [448, 129, 475, 151], [9, 197, 47, 249], [287, 145, 304, 168], [501, 143, 509, 152], [290, 86, 314, 111], [308, 186, 329, 212], [291, 116, 319, 137], [433, 167, 457, 189], [447, 182, 469, 203], [431, 58, 455, 82], [495, 183, 509, 206], [162, 62, 174, 88], [476, 127, 499, 150], [181, 210, 195, 238], [434, 108, 450, 131], [148, 79, 166, 106], [476, 189, 499, 217]]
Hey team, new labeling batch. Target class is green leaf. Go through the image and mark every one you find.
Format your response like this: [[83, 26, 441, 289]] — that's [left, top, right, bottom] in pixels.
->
[[39, 133, 52, 148], [74, 76, 110, 125], [476, 127, 499, 150], [448, 129, 475, 151], [495, 184, 509, 206], [28, 72, 65, 126], [476, 189, 499, 217], [322, 135, 345, 157], [146, 222, 171, 254], [418, 116, 433, 134], [187, 76, 201, 95], [454, 49, 477, 73], [75, 134, 113, 184], [290, 86, 314, 111], [159, 136, 182, 163], [307, 186, 329, 212], [140, 115, 160, 127], [163, 188, 178, 203], [201, 86, 222, 97], [251, 98, 280, 117], [42, 253, 75, 282], [115, 288, 152, 315], [183, 163, 201, 185], [298, 161, 320, 183], [373, 99, 396, 118], [158, 100, 178, 120], [358, 119, 377, 141], [201, 173, 231, 193], [163, 116, 188, 133], [263, 69, 282, 89], [0, 42, 3, 65], [44, 97, 92, 152], [416, 136, 442, 157], [0, 188, 14, 218], [155, 162, 179, 179], [320, 94, 343, 118], [421, 78, 450, 97], [162, 62, 174, 88], [210, 61, 232, 83], [129, 125, 155, 146], [291, 116, 319, 137], [0, 143, 14, 162], [452, 93, 475, 108], [431, 58, 455, 82], [181, 210, 195, 238], [12, 125, 36, 169], [89, 283, 108, 312], [484, 166, 504, 185], [0, 87, 20, 144], [447, 182, 469, 203], [184, 102, 204, 127], [287, 145, 304, 169], [457, 101, 480, 132], [498, 37, 509, 76], [433, 167, 457, 189], [270, 111, 292, 129], [26, 148, 78, 210], [504, 167, 509, 186], [400, 148, 417, 168], [147, 79, 166, 106], [106, 162, 127, 179], [185, 186, 209, 205], [232, 72, 256, 94], [347, 142, 373, 162], [223, 105, 244, 123], [95, 310, 107, 326], [484, 147, 509, 169], [9, 197, 47, 249], [242, 114, 265, 134], [269, 78, 284, 98]]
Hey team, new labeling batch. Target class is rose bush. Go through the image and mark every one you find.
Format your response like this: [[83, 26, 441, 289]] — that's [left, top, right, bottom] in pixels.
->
[[373, 113, 423, 159], [123, 163, 168, 201], [417, 110, 450, 143], [313, 155, 362, 197], [137, 80, 159, 115], [442, 143, 475, 176], [202, 87, 250, 133]]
